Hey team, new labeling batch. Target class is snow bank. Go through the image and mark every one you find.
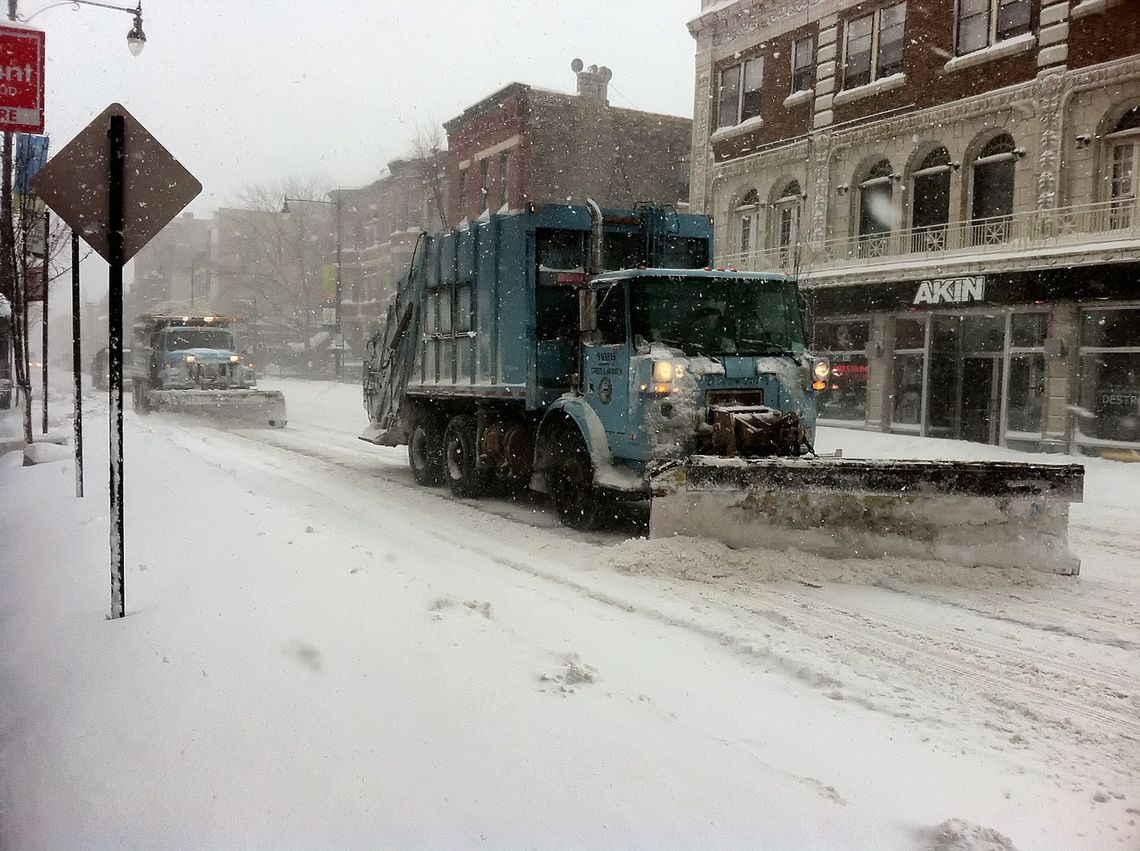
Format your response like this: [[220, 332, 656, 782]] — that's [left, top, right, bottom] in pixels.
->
[[608, 535, 1047, 590]]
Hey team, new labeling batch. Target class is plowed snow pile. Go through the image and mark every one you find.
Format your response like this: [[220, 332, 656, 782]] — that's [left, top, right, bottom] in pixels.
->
[[921, 818, 1018, 851], [609, 534, 1050, 589]]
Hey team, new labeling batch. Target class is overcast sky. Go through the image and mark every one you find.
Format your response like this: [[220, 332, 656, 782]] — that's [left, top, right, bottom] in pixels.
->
[[39, 0, 700, 217]]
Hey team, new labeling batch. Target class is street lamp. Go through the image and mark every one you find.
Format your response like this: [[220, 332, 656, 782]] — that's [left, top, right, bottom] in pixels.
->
[[281, 193, 344, 381], [18, 1, 147, 55]]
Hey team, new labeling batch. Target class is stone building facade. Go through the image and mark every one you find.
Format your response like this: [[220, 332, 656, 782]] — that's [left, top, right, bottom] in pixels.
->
[[444, 64, 692, 225], [128, 211, 213, 320], [690, 0, 1140, 454]]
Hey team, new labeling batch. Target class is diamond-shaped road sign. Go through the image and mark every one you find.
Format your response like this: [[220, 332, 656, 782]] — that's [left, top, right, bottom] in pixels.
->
[[32, 102, 201, 263]]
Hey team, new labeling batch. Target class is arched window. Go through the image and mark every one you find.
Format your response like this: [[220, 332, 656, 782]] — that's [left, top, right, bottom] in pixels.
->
[[1107, 106, 1140, 229], [971, 134, 1016, 245], [858, 159, 893, 258], [911, 147, 952, 252], [772, 180, 801, 270], [734, 189, 761, 258]]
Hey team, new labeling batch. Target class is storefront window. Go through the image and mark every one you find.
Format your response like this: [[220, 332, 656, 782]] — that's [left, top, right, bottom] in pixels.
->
[[1006, 354, 1046, 434], [1079, 308, 1140, 444], [812, 319, 869, 421], [1010, 312, 1047, 348], [892, 354, 924, 425]]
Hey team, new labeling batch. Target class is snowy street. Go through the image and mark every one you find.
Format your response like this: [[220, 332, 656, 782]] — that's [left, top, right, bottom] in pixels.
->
[[1, 376, 1138, 849]]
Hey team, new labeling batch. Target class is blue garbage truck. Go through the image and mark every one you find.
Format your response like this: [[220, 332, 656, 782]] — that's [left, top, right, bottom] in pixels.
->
[[361, 202, 1084, 574]]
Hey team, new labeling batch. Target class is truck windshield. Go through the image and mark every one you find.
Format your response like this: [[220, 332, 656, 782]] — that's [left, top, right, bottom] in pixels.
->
[[161, 328, 234, 351], [628, 275, 806, 356]]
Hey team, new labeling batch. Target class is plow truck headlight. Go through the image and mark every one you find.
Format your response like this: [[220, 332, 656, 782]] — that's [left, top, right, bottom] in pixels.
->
[[229, 355, 240, 363], [184, 355, 196, 364], [652, 360, 676, 382], [812, 358, 830, 379]]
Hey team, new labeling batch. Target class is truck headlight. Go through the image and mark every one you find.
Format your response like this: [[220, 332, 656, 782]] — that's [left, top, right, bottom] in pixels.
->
[[184, 355, 196, 364], [812, 358, 830, 379], [229, 355, 240, 363], [652, 360, 675, 382]]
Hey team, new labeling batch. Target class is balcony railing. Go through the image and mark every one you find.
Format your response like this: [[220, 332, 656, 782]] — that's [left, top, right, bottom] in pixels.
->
[[718, 198, 1140, 275]]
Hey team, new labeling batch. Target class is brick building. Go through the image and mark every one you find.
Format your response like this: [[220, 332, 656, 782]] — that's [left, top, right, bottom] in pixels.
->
[[444, 63, 693, 224], [690, 0, 1140, 455], [335, 150, 448, 359]]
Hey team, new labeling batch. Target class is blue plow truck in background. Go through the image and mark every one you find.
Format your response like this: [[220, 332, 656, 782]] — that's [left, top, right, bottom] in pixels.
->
[[361, 202, 1084, 575]]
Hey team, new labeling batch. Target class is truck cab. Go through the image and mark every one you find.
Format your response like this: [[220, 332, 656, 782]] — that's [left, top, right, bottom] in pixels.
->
[[578, 269, 819, 469]]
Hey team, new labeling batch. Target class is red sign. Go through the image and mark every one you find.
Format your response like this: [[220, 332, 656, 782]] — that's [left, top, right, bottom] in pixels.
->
[[0, 24, 44, 134]]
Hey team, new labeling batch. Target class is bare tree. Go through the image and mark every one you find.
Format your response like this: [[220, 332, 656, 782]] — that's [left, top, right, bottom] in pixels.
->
[[410, 122, 449, 232], [8, 193, 75, 443], [216, 177, 334, 364]]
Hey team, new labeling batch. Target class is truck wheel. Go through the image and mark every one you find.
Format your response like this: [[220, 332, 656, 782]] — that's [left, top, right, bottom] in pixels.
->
[[549, 428, 603, 531], [408, 410, 445, 486], [442, 414, 488, 498]]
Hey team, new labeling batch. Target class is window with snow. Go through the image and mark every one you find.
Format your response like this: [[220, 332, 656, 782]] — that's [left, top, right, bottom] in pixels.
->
[[792, 36, 815, 94], [956, 0, 1031, 56], [843, 2, 906, 90], [716, 57, 763, 129]]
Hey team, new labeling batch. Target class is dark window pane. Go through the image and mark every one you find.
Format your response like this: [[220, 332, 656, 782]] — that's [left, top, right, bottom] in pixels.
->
[[1007, 354, 1046, 433], [877, 2, 907, 78], [1011, 312, 1047, 348], [718, 64, 740, 128], [845, 15, 873, 88], [895, 316, 926, 349], [996, 0, 1030, 41], [793, 36, 815, 92], [961, 315, 1005, 352], [1078, 352, 1140, 442], [596, 286, 626, 344], [1081, 309, 1140, 348], [957, 0, 990, 54], [741, 58, 763, 120], [892, 353, 924, 424], [813, 320, 870, 351]]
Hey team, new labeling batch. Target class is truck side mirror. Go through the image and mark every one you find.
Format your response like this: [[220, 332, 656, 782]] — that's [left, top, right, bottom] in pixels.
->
[[579, 290, 597, 333]]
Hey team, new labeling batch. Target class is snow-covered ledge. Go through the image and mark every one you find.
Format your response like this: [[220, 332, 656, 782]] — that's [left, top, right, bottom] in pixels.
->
[[709, 114, 764, 143], [942, 32, 1036, 73], [782, 89, 813, 109], [1072, 0, 1123, 17], [832, 73, 906, 106]]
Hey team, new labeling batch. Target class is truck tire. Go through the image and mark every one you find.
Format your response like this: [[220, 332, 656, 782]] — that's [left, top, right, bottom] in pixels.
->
[[549, 428, 603, 531], [442, 414, 489, 498], [408, 409, 445, 486]]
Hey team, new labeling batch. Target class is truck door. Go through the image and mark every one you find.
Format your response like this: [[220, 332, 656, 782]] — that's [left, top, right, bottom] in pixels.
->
[[582, 284, 632, 458]]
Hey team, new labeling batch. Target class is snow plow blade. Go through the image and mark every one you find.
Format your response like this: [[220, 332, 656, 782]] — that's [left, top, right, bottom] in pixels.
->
[[648, 457, 1084, 575], [149, 389, 287, 428]]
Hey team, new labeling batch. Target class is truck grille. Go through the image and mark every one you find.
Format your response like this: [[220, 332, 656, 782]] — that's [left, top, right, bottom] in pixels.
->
[[705, 389, 765, 408]]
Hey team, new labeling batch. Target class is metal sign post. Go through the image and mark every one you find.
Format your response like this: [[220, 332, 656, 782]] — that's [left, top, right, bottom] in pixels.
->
[[71, 231, 82, 497], [40, 209, 47, 434], [107, 115, 125, 619]]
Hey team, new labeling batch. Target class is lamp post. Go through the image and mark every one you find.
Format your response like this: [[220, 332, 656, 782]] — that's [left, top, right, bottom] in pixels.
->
[[189, 250, 205, 308], [18, 1, 146, 53], [281, 193, 343, 381]]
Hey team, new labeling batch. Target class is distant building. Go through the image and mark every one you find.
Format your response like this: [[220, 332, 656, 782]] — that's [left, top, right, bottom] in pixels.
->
[[334, 150, 448, 358], [128, 211, 212, 320], [443, 62, 692, 225], [689, 0, 1140, 455]]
